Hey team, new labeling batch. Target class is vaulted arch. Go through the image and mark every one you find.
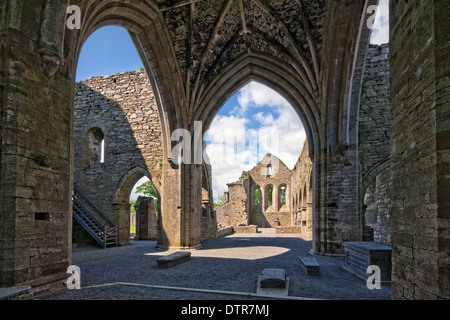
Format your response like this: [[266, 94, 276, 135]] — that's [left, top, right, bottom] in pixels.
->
[[194, 53, 321, 159]]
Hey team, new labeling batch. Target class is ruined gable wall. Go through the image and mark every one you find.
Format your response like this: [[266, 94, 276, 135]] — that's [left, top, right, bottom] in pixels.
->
[[74, 70, 163, 226], [247, 154, 292, 228]]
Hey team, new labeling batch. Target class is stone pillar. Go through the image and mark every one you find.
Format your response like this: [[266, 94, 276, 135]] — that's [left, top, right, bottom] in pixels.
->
[[313, 147, 361, 256], [390, 0, 450, 300], [160, 161, 202, 250], [135, 196, 157, 240], [0, 2, 72, 293]]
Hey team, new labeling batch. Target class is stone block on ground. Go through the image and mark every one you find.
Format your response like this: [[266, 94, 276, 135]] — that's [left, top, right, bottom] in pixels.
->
[[257, 268, 289, 297], [233, 225, 258, 233], [298, 256, 320, 276], [157, 251, 191, 268], [275, 226, 302, 234], [259, 268, 286, 288], [343, 242, 392, 281]]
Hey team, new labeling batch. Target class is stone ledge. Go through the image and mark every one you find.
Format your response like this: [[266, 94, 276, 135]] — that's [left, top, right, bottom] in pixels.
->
[[275, 226, 302, 234], [233, 225, 258, 233], [157, 251, 191, 268], [216, 227, 234, 238]]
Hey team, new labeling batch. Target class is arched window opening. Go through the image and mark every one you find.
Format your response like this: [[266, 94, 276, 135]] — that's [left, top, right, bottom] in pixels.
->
[[130, 177, 159, 241], [279, 185, 287, 208], [84, 127, 105, 168], [254, 187, 261, 206], [266, 185, 273, 207], [266, 165, 272, 177], [100, 138, 105, 163]]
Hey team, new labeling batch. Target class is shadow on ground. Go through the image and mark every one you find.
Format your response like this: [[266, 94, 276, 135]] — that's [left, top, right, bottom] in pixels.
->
[[46, 229, 391, 300]]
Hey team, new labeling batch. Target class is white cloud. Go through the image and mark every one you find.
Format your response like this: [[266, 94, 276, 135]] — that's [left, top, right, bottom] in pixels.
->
[[370, 0, 390, 44], [237, 81, 291, 111], [207, 82, 306, 201]]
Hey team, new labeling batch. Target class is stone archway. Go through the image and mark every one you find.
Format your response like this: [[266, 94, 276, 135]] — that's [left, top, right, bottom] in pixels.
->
[[113, 166, 159, 246], [3, 0, 448, 299]]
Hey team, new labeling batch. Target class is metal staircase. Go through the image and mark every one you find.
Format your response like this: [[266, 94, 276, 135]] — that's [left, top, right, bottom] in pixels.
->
[[72, 185, 117, 248]]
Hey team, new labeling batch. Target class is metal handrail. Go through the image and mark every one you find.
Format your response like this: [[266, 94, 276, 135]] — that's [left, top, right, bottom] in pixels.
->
[[73, 198, 105, 236], [73, 184, 115, 227], [73, 200, 106, 248]]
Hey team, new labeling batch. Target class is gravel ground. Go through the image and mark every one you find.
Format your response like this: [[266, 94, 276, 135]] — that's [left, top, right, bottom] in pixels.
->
[[44, 229, 391, 301]]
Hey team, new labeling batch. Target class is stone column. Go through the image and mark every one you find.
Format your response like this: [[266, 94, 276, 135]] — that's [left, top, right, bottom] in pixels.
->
[[390, 0, 450, 300], [313, 146, 361, 256], [160, 161, 202, 250], [0, 2, 72, 291], [135, 196, 157, 240]]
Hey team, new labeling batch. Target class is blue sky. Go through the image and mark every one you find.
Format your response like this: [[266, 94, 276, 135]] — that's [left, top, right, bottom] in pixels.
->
[[77, 4, 389, 200], [76, 26, 144, 82]]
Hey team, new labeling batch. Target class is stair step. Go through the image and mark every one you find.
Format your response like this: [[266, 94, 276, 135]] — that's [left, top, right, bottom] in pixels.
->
[[73, 193, 117, 249]]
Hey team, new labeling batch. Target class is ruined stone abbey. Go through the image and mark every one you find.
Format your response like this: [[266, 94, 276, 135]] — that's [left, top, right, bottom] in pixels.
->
[[0, 0, 448, 300]]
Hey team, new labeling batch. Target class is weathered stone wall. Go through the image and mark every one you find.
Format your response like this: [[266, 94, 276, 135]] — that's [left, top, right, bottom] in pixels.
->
[[359, 44, 392, 245], [290, 141, 313, 238], [0, 1, 73, 293], [216, 182, 247, 228], [217, 150, 312, 235], [74, 70, 163, 245], [135, 196, 158, 241], [390, 0, 449, 300], [74, 70, 217, 245], [374, 168, 391, 245], [363, 167, 392, 245], [247, 154, 292, 227], [359, 44, 391, 176]]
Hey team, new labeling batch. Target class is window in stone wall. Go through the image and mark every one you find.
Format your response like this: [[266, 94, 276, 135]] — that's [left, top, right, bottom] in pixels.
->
[[266, 185, 273, 207], [298, 189, 302, 210], [254, 187, 261, 206], [279, 185, 286, 207], [266, 165, 272, 176], [84, 127, 105, 168]]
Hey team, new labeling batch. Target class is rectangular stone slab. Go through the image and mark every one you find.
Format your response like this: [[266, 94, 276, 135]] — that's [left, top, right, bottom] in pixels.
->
[[157, 251, 191, 268], [257, 276, 290, 297], [343, 242, 392, 281], [259, 268, 286, 288], [298, 256, 320, 276]]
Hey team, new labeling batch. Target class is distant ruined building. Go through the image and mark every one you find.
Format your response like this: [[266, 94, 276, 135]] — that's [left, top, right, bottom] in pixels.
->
[[216, 141, 313, 238]]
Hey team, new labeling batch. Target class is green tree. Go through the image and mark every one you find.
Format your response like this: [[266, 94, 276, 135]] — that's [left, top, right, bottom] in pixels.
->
[[129, 199, 136, 214], [136, 180, 158, 212], [136, 180, 158, 198], [267, 187, 273, 206], [214, 194, 224, 209]]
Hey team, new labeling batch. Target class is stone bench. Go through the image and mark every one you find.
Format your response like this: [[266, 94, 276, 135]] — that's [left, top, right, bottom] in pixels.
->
[[343, 242, 392, 281], [298, 256, 320, 276], [157, 251, 191, 268]]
